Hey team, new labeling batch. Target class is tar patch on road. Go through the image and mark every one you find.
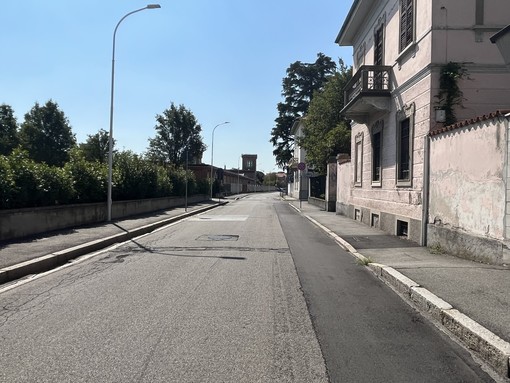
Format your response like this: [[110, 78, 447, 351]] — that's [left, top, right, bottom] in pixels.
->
[[196, 234, 240, 241]]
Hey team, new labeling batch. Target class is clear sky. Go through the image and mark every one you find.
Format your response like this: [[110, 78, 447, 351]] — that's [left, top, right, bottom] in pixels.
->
[[1, 1, 353, 174]]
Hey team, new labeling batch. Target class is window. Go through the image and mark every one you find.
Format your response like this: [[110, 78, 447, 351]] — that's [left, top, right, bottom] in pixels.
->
[[397, 220, 409, 237], [396, 103, 415, 186], [399, 0, 414, 52], [374, 24, 384, 66], [398, 119, 410, 180], [354, 133, 363, 187], [372, 132, 382, 181], [373, 14, 385, 89], [371, 120, 383, 185], [371, 213, 380, 228]]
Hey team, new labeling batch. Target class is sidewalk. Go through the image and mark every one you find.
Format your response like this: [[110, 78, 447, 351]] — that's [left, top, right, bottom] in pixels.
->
[[287, 198, 510, 380]]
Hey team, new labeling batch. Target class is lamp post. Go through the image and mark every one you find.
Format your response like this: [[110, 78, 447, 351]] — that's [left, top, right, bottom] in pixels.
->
[[237, 154, 241, 195], [107, 4, 161, 221], [184, 144, 189, 212], [209, 121, 230, 199]]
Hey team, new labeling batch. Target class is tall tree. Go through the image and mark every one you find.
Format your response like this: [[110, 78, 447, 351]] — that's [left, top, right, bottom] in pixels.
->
[[78, 129, 112, 163], [19, 100, 76, 167], [0, 104, 19, 155], [270, 53, 337, 167], [147, 103, 206, 166], [298, 60, 352, 174]]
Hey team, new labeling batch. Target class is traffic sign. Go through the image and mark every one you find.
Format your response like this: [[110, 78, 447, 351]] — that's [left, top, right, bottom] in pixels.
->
[[297, 162, 306, 171]]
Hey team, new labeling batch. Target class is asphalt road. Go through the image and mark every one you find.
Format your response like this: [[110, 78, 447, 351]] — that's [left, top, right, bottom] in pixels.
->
[[0, 193, 326, 382], [0, 193, 496, 382]]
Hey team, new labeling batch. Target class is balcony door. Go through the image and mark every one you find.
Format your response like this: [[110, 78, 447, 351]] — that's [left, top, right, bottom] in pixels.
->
[[373, 24, 384, 90]]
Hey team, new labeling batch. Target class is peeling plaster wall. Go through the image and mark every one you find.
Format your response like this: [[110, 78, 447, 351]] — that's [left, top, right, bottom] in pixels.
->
[[336, 160, 352, 217], [429, 120, 507, 240]]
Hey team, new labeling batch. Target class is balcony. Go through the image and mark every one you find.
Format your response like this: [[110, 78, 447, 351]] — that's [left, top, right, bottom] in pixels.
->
[[341, 65, 392, 124]]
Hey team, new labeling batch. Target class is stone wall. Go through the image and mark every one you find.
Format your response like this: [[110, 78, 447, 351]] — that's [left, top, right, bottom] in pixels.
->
[[0, 195, 209, 241]]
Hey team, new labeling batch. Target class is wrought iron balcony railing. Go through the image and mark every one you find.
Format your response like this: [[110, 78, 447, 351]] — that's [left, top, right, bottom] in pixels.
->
[[343, 65, 392, 108]]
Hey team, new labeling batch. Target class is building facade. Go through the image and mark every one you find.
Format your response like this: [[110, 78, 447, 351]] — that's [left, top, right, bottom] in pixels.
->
[[287, 119, 310, 200], [336, 0, 510, 244]]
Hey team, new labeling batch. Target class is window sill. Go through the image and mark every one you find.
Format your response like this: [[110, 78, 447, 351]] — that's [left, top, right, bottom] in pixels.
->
[[396, 179, 412, 188], [396, 42, 417, 67], [371, 181, 382, 188]]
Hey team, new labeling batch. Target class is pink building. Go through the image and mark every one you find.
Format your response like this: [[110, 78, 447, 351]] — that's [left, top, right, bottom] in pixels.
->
[[335, 0, 510, 245]]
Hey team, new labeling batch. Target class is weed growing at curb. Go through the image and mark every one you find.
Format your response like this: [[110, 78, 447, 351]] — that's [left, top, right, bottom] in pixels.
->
[[357, 256, 373, 266], [429, 242, 446, 255]]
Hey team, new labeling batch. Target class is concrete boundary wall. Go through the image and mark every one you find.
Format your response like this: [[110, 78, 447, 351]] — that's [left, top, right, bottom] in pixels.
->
[[427, 224, 510, 265], [0, 195, 209, 241], [308, 197, 326, 210]]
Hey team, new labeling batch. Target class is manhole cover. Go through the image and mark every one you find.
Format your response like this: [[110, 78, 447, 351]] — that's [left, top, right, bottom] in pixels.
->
[[197, 234, 239, 241]]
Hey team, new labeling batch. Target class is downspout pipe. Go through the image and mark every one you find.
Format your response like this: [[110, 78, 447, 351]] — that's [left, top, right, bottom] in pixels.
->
[[421, 135, 431, 246]]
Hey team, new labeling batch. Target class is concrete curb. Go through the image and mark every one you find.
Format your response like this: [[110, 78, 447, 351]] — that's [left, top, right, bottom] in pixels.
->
[[297, 207, 510, 379], [0, 202, 227, 285]]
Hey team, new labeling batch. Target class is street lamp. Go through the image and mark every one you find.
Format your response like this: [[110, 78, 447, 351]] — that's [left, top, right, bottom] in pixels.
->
[[107, 4, 161, 221], [237, 154, 242, 195], [209, 121, 230, 199]]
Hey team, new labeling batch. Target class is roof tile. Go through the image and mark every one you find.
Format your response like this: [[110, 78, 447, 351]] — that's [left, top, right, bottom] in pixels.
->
[[429, 110, 510, 136]]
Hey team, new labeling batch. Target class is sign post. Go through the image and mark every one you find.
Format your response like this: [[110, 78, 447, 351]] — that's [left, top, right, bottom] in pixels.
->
[[297, 162, 306, 209]]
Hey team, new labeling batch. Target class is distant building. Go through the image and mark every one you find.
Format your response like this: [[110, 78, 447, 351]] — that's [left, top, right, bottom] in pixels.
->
[[287, 119, 309, 200], [241, 154, 258, 181]]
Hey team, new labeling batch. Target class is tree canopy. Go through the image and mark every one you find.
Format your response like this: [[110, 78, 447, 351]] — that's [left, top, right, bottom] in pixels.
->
[[78, 129, 112, 163], [0, 104, 19, 156], [270, 53, 337, 168], [147, 103, 206, 166], [19, 100, 76, 167], [298, 60, 352, 174]]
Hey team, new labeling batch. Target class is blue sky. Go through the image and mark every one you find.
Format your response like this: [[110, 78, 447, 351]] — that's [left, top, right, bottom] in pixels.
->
[[1, 1, 353, 174]]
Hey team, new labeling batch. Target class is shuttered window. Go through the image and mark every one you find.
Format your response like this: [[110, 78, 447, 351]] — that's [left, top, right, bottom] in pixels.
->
[[372, 131, 381, 182], [400, 0, 414, 52], [398, 118, 410, 181]]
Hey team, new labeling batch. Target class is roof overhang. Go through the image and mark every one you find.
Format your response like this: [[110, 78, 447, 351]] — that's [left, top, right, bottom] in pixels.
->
[[291, 117, 306, 136], [490, 25, 510, 68], [335, 0, 377, 46]]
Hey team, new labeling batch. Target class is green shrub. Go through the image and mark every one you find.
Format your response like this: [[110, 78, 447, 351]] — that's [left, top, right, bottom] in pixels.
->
[[113, 151, 173, 200], [0, 155, 15, 209], [35, 165, 75, 206], [0, 148, 208, 210], [65, 149, 107, 203], [7, 149, 74, 208]]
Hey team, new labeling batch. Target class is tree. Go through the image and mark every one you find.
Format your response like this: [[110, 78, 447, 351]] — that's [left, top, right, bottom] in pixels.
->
[[270, 53, 337, 167], [0, 104, 19, 156], [147, 103, 206, 166], [19, 100, 76, 167], [78, 129, 112, 163], [299, 60, 352, 174]]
